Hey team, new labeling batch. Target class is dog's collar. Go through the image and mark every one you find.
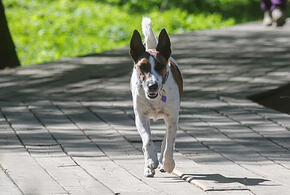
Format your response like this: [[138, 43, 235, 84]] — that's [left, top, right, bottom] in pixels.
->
[[160, 71, 169, 103], [162, 71, 169, 85]]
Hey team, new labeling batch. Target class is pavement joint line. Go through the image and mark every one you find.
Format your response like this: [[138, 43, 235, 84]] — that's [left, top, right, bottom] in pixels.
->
[[80, 101, 142, 153], [1, 104, 70, 194], [178, 124, 269, 189], [22, 102, 72, 194], [25, 100, 114, 194], [245, 106, 290, 132], [208, 103, 290, 168], [255, 151, 290, 171], [217, 98, 290, 152], [49, 100, 118, 194], [0, 106, 28, 150], [0, 107, 36, 195], [206, 106, 290, 171], [0, 158, 24, 195]]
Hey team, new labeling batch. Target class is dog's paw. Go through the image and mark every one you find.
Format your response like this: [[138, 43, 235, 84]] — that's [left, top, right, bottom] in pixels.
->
[[163, 158, 175, 173], [144, 167, 155, 177], [146, 159, 158, 169]]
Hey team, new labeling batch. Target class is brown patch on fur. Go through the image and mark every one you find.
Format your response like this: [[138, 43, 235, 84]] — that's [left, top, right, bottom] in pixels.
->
[[169, 59, 183, 99], [135, 56, 151, 82], [147, 49, 168, 79]]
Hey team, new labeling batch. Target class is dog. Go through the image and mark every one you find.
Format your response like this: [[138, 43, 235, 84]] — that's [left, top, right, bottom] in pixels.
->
[[129, 17, 183, 177]]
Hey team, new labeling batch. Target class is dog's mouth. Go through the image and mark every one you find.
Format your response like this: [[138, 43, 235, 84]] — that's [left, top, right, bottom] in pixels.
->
[[147, 92, 158, 99]]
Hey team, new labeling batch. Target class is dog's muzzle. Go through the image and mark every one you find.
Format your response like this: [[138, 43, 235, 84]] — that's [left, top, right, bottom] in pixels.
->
[[147, 83, 158, 99]]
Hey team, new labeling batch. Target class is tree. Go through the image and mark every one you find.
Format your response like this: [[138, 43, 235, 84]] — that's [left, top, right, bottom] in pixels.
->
[[0, 0, 20, 69]]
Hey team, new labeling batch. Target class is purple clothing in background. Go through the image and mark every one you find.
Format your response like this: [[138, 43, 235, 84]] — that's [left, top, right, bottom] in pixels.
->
[[261, 0, 288, 11]]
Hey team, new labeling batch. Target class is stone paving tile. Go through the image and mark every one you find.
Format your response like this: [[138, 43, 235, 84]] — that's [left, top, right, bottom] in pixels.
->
[[35, 157, 113, 195], [0, 167, 22, 195]]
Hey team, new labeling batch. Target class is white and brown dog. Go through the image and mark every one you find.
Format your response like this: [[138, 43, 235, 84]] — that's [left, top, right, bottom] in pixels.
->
[[129, 17, 183, 177]]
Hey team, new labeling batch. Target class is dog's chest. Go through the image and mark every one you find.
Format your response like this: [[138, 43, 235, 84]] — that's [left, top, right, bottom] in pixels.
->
[[142, 99, 167, 119]]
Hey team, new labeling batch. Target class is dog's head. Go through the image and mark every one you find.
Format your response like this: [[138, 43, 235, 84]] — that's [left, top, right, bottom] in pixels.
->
[[130, 29, 171, 100]]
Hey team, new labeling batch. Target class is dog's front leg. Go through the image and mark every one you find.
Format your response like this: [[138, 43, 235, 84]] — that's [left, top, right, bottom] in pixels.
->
[[162, 115, 178, 173], [135, 113, 158, 177]]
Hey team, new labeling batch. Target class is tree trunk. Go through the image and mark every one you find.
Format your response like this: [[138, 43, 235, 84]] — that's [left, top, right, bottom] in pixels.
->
[[0, 0, 20, 69]]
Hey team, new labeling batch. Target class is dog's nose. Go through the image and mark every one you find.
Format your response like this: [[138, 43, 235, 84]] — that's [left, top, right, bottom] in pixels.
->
[[148, 83, 158, 91]]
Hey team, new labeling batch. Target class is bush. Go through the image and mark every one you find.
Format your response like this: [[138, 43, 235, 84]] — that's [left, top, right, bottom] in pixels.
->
[[3, 0, 260, 66]]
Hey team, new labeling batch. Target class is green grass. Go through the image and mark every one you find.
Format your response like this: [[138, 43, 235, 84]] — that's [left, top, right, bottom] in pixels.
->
[[3, 0, 260, 66]]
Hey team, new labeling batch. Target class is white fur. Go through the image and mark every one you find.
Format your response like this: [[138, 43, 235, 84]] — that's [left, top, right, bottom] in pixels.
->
[[131, 18, 181, 177], [142, 17, 157, 50], [140, 56, 163, 99]]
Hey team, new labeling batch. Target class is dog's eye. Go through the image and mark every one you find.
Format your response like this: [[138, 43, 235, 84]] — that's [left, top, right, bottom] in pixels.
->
[[155, 62, 164, 72], [139, 63, 149, 73]]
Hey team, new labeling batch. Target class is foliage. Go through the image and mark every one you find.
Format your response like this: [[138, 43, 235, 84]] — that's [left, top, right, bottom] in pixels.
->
[[3, 0, 260, 66], [99, 0, 261, 22]]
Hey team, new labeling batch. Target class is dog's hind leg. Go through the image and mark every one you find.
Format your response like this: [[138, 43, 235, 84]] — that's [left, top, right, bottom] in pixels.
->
[[158, 136, 166, 172], [135, 114, 158, 177], [162, 116, 178, 173]]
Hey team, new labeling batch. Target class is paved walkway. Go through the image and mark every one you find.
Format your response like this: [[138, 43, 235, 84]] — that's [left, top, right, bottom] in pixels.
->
[[1, 21, 290, 194]]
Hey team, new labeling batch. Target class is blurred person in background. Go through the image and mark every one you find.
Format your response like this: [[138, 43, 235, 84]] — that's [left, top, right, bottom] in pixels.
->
[[261, 0, 288, 26]]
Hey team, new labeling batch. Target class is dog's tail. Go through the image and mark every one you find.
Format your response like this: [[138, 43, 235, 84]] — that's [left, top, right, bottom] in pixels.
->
[[142, 17, 157, 50]]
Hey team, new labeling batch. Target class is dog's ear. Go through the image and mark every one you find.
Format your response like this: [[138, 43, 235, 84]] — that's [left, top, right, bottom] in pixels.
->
[[130, 30, 145, 63], [156, 28, 171, 60]]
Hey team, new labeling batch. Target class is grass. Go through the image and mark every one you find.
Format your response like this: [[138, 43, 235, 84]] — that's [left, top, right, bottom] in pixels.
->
[[3, 0, 261, 66]]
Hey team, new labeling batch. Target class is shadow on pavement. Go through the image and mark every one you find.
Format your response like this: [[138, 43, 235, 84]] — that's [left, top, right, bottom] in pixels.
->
[[180, 173, 269, 186], [250, 83, 290, 115]]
